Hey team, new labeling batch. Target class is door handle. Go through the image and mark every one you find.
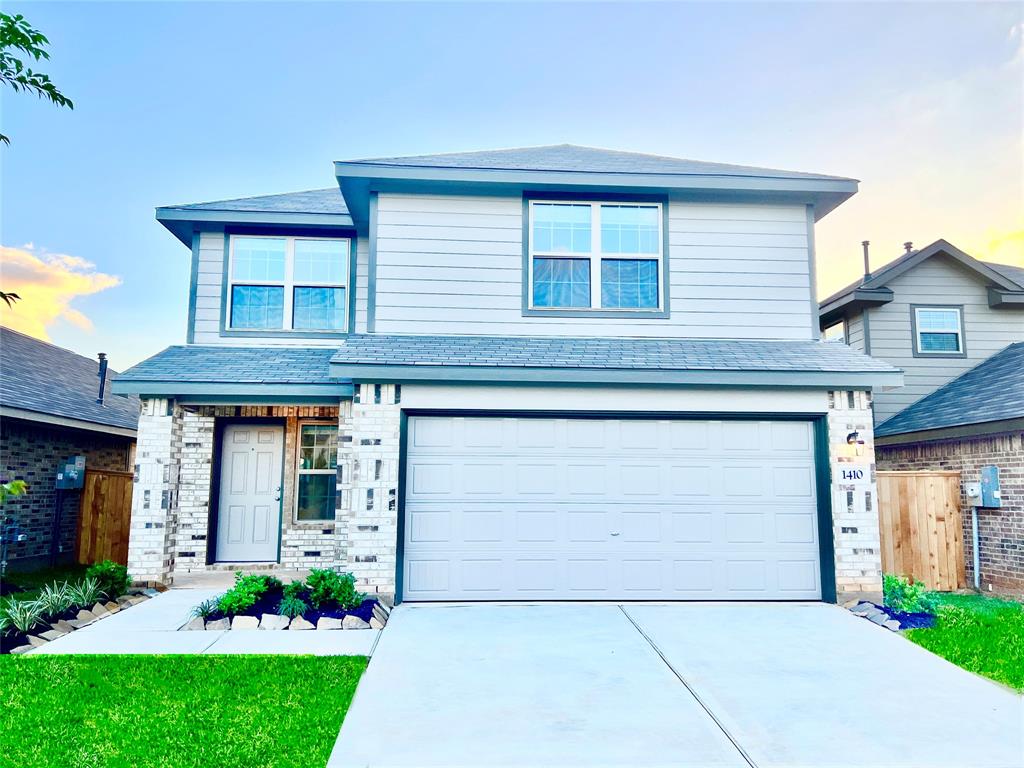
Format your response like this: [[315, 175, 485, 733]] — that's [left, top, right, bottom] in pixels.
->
[[274, 486, 282, 501], [610, 532, 620, 537]]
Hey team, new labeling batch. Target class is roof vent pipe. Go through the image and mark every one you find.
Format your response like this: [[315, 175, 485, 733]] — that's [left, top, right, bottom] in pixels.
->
[[862, 241, 871, 281], [96, 353, 108, 404], [904, 241, 914, 253]]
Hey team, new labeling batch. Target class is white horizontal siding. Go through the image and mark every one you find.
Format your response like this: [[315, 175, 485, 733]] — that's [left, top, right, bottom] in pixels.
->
[[868, 255, 1024, 424], [190, 230, 360, 347], [372, 193, 814, 339]]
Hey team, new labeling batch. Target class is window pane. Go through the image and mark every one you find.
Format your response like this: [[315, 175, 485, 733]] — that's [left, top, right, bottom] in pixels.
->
[[232, 237, 286, 281], [293, 287, 346, 330], [297, 474, 336, 521], [533, 257, 591, 308], [294, 240, 347, 284], [230, 285, 284, 329], [917, 309, 961, 352], [919, 333, 961, 352], [601, 205, 659, 254], [823, 322, 846, 343], [299, 425, 338, 469], [532, 204, 591, 253], [601, 259, 659, 308]]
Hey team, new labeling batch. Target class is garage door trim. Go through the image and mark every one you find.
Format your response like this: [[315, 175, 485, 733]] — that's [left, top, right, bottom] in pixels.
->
[[395, 409, 836, 605]]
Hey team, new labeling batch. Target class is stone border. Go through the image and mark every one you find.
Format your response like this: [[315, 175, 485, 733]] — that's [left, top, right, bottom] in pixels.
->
[[181, 599, 390, 632], [9, 588, 161, 654], [844, 600, 904, 632]]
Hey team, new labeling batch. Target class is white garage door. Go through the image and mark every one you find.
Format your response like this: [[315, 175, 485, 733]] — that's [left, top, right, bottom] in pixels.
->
[[402, 416, 822, 601]]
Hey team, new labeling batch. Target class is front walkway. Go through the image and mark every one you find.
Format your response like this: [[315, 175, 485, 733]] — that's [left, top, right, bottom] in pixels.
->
[[330, 602, 1023, 768], [33, 588, 379, 656]]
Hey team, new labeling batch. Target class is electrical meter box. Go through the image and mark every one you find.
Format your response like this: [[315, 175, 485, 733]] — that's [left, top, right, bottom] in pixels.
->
[[964, 482, 982, 501], [980, 465, 1001, 508], [55, 455, 86, 490]]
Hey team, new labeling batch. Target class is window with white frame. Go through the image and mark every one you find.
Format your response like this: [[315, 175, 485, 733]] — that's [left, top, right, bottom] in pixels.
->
[[822, 321, 846, 344], [296, 424, 338, 521], [527, 201, 664, 311], [914, 307, 964, 354], [227, 235, 349, 332]]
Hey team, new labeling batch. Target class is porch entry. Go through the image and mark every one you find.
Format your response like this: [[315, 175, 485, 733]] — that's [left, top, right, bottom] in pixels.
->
[[216, 424, 284, 562]]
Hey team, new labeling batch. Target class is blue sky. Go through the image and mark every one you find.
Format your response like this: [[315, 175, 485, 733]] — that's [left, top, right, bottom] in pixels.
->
[[2, 1, 1021, 369]]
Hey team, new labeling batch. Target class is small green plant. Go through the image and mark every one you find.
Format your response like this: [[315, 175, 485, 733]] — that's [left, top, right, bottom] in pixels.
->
[[4, 598, 44, 633], [306, 569, 363, 610], [282, 580, 305, 599], [85, 560, 131, 599], [278, 595, 308, 619], [217, 572, 275, 616], [191, 597, 220, 619], [883, 573, 936, 614], [35, 581, 74, 616], [0, 479, 28, 505], [67, 576, 102, 609]]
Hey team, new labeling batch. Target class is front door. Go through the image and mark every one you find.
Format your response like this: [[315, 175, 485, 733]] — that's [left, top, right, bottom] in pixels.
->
[[216, 424, 284, 562]]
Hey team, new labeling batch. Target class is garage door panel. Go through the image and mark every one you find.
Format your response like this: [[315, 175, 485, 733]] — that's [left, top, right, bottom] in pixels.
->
[[403, 416, 821, 601]]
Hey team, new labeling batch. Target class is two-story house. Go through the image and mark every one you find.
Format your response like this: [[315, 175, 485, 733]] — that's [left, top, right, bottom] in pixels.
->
[[113, 145, 901, 604]]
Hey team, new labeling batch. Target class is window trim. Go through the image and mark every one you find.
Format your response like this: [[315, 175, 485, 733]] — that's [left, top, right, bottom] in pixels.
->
[[521, 195, 671, 318], [220, 230, 355, 339], [822, 318, 847, 344], [910, 304, 967, 358], [293, 420, 339, 524]]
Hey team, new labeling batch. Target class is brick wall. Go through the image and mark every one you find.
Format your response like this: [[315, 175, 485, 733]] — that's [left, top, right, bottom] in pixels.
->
[[828, 390, 883, 596], [877, 431, 1024, 592], [1, 418, 133, 567]]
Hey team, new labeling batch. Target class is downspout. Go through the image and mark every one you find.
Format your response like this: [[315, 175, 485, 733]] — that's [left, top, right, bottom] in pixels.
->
[[971, 505, 981, 591]]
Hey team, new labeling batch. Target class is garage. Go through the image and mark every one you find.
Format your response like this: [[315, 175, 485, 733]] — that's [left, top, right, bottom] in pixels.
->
[[401, 415, 825, 601]]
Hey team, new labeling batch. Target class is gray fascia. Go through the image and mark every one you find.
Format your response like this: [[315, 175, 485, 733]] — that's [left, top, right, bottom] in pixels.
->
[[987, 287, 1024, 308], [156, 207, 356, 246], [109, 380, 354, 398], [818, 288, 894, 326]]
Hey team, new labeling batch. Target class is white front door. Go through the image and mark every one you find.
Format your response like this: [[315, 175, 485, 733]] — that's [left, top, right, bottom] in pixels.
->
[[402, 416, 822, 601], [216, 424, 284, 562]]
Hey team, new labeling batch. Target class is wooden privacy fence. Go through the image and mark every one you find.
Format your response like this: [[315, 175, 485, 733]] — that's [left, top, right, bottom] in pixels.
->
[[876, 471, 965, 591], [75, 469, 133, 565]]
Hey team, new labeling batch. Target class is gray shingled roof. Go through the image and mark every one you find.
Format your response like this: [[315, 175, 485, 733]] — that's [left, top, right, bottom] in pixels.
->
[[876, 343, 1024, 438], [166, 188, 348, 215], [115, 345, 339, 384], [329, 335, 898, 372], [345, 144, 853, 182], [0, 327, 139, 431], [990, 262, 1024, 286]]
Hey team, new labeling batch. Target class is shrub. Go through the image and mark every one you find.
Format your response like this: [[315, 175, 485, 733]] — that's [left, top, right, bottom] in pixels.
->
[[4, 599, 44, 633], [36, 582, 74, 617], [191, 597, 220, 619], [278, 595, 308, 619], [86, 561, 131, 599], [282, 580, 305, 600], [217, 572, 275, 616], [883, 573, 935, 614], [68, 577, 102, 609], [306, 569, 363, 611]]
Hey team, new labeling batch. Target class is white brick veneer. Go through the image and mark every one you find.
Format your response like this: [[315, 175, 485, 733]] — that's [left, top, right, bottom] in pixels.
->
[[828, 389, 883, 596]]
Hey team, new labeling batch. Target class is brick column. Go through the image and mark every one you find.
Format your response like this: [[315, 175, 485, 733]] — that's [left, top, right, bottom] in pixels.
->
[[337, 384, 401, 602], [126, 398, 182, 585], [173, 409, 216, 571], [828, 389, 883, 598]]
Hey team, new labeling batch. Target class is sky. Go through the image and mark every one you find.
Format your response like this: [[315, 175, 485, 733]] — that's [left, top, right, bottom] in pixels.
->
[[1, 1, 1022, 370]]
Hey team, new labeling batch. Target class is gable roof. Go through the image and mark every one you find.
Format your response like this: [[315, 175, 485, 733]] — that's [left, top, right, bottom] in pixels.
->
[[328, 334, 901, 388], [156, 188, 354, 245], [875, 342, 1024, 439], [335, 144, 858, 228], [0, 327, 139, 435], [819, 239, 1024, 325], [344, 144, 853, 182]]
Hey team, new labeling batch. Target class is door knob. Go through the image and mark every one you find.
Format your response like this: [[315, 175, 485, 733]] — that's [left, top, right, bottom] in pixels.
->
[[610, 532, 620, 537], [274, 486, 282, 501]]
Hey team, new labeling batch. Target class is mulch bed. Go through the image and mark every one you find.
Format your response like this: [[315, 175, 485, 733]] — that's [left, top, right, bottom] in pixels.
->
[[202, 588, 377, 625]]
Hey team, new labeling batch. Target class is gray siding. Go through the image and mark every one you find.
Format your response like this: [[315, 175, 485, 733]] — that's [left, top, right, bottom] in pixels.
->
[[845, 312, 865, 352], [867, 255, 1024, 424], [372, 193, 815, 340], [191, 231, 366, 345]]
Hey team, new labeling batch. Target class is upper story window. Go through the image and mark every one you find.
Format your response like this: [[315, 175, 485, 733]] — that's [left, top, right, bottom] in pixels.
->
[[527, 200, 665, 313], [913, 306, 964, 355], [822, 321, 846, 344], [227, 235, 349, 332]]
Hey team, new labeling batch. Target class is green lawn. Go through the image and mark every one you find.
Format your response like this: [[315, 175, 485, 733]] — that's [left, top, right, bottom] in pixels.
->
[[905, 593, 1024, 692], [0, 655, 367, 768]]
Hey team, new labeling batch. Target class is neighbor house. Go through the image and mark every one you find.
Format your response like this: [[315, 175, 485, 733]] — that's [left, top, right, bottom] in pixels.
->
[[0, 327, 139, 570], [112, 145, 902, 603]]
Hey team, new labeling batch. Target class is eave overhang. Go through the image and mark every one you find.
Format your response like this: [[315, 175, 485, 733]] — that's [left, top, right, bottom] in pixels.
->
[[156, 207, 356, 246], [109, 379, 353, 402], [819, 287, 894, 326], [988, 287, 1024, 308]]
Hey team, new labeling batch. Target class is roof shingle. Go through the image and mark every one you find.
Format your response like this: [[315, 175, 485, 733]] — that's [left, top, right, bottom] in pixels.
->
[[167, 188, 347, 216], [115, 345, 339, 384]]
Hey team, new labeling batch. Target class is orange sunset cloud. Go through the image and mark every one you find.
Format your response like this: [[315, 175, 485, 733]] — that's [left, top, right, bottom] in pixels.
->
[[0, 244, 121, 340]]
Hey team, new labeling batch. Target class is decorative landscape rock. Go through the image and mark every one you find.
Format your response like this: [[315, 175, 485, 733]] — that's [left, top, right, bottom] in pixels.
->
[[316, 617, 343, 630], [10, 645, 34, 655], [370, 617, 384, 630], [289, 616, 314, 631], [183, 617, 206, 631], [205, 618, 230, 631], [26, 635, 48, 648], [52, 620, 75, 633], [91, 602, 110, 618], [259, 614, 290, 630], [104, 601, 120, 614], [40, 629, 66, 642], [231, 616, 260, 630], [883, 620, 902, 631], [342, 615, 370, 630], [76, 609, 97, 623]]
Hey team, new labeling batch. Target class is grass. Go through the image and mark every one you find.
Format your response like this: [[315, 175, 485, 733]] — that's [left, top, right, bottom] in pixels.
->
[[905, 592, 1024, 692], [0, 655, 367, 768], [2, 563, 89, 600]]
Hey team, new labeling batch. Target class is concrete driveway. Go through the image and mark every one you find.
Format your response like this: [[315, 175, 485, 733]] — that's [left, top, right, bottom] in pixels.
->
[[330, 603, 1022, 768]]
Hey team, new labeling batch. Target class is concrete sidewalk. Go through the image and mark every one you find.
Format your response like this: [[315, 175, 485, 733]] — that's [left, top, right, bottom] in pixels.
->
[[34, 588, 379, 656]]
